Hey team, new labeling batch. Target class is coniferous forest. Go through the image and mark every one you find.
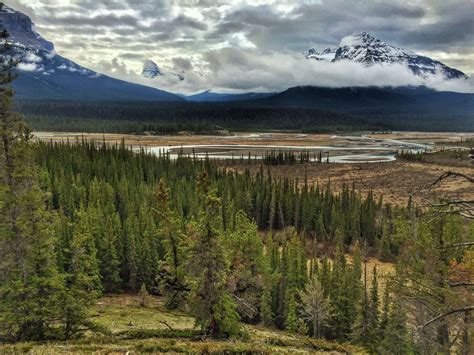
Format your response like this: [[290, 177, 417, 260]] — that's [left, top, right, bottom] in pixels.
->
[[15, 99, 474, 134], [1, 135, 473, 352], [1, 30, 473, 354]]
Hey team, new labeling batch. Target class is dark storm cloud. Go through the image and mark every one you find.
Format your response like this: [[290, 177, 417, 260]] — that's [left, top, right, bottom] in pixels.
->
[[397, 3, 474, 53], [171, 14, 208, 31], [216, 0, 468, 53], [172, 57, 193, 71], [369, 2, 426, 18], [117, 53, 146, 60], [9, 0, 473, 56], [41, 13, 140, 27]]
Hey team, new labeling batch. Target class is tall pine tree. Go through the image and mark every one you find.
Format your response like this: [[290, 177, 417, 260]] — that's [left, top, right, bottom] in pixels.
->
[[0, 29, 64, 341], [186, 172, 242, 338]]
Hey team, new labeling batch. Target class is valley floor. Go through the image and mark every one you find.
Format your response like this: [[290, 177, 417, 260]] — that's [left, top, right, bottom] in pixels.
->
[[34, 131, 474, 207], [34, 131, 474, 149]]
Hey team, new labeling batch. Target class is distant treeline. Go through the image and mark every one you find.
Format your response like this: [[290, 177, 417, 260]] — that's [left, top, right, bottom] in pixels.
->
[[15, 100, 474, 134], [15, 100, 384, 133]]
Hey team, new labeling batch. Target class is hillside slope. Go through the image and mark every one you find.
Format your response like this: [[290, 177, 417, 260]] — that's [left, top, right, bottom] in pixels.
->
[[0, 294, 364, 354], [256, 86, 474, 115]]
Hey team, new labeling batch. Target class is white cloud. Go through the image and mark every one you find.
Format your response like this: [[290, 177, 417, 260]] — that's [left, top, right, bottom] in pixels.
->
[[17, 62, 37, 71], [96, 47, 474, 94], [24, 52, 42, 62]]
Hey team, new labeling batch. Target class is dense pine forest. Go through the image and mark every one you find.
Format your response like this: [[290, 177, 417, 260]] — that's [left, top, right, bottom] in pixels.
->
[[1, 134, 473, 352], [16, 100, 376, 134], [16, 100, 474, 134]]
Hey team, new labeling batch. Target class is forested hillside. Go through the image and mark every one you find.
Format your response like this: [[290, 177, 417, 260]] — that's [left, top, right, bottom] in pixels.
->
[[16, 98, 474, 134], [16, 100, 376, 134]]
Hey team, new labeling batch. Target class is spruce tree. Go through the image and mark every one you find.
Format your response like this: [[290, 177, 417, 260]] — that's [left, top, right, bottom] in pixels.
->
[[285, 293, 299, 333], [225, 210, 263, 322], [186, 172, 241, 338], [260, 237, 275, 326], [379, 300, 412, 354], [327, 243, 352, 341], [153, 178, 187, 309], [122, 214, 139, 291], [61, 208, 102, 339], [366, 265, 380, 350], [0, 29, 64, 341]]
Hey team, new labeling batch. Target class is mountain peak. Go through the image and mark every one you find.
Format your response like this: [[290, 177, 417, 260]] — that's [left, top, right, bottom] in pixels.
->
[[0, 3, 15, 13], [142, 59, 163, 78], [306, 32, 466, 79], [339, 32, 379, 47], [0, 3, 54, 52], [141, 59, 185, 81]]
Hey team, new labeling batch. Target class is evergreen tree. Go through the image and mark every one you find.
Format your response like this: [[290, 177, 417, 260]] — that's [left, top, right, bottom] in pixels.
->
[[379, 283, 390, 338], [327, 243, 353, 341], [285, 293, 299, 333], [366, 265, 380, 351], [260, 237, 275, 326], [186, 172, 242, 338], [225, 211, 263, 322], [122, 214, 139, 291], [61, 208, 102, 339], [379, 300, 412, 354], [153, 179, 187, 309], [0, 30, 64, 341]]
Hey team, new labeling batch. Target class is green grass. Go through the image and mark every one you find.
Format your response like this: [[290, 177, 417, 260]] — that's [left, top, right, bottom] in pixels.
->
[[92, 294, 196, 333], [0, 294, 365, 354]]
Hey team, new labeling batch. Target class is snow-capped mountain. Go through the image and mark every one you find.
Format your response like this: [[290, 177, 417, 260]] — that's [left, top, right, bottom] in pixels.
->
[[305, 32, 466, 79], [141, 59, 184, 81], [0, 4, 182, 101], [142, 59, 163, 78]]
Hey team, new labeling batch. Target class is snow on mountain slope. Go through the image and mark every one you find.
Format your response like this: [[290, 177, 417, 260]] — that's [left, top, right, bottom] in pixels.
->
[[305, 32, 466, 79], [0, 4, 183, 101], [142, 59, 163, 78], [141, 59, 184, 81]]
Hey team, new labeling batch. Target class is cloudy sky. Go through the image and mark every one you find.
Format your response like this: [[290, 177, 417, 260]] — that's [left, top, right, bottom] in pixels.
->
[[5, 0, 474, 93]]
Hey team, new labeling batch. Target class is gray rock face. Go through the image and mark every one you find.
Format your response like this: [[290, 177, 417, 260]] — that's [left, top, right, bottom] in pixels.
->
[[0, 4, 54, 51]]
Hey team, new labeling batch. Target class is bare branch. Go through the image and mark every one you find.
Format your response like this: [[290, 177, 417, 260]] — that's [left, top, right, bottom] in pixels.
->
[[420, 171, 474, 192], [416, 171, 474, 220], [424, 306, 474, 327], [448, 282, 474, 287], [231, 294, 258, 318], [159, 320, 174, 331], [439, 242, 474, 249]]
